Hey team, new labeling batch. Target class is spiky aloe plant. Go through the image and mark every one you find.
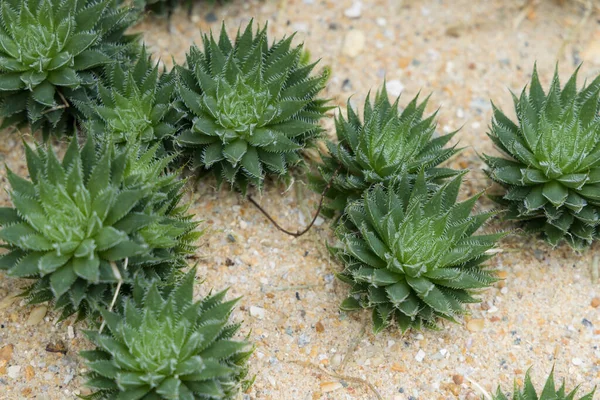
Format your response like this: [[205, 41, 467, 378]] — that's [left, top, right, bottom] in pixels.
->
[[331, 172, 502, 333], [0, 0, 139, 138], [484, 66, 600, 249], [81, 268, 253, 400], [0, 137, 199, 319], [310, 85, 460, 222], [82, 47, 182, 148], [492, 369, 596, 400], [176, 21, 330, 193]]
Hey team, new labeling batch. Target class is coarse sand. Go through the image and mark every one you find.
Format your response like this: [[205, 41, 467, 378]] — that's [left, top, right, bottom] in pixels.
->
[[1, 1, 600, 399]]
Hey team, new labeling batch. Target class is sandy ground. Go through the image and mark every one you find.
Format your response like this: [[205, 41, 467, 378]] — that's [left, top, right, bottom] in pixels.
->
[[1, 0, 600, 399]]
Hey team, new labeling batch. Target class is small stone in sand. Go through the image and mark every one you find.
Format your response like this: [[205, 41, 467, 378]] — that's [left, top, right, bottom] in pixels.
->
[[7, 365, 21, 379], [342, 30, 365, 58], [386, 80, 404, 97], [572, 357, 583, 366], [344, 1, 362, 19], [321, 381, 343, 392], [591, 297, 600, 308], [0, 344, 13, 362], [452, 374, 464, 385], [25, 365, 35, 381], [26, 306, 47, 325], [250, 306, 265, 320], [415, 349, 426, 362], [466, 319, 485, 332], [315, 321, 325, 333]]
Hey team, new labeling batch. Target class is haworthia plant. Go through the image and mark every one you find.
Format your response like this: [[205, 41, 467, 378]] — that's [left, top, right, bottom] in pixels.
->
[[0, 137, 200, 319], [311, 84, 460, 223], [331, 172, 503, 333], [0, 0, 139, 138], [484, 65, 600, 249], [81, 268, 253, 399], [176, 21, 330, 193]]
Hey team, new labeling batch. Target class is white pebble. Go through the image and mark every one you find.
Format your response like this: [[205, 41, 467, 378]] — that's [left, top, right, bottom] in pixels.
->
[[376, 17, 387, 26], [487, 306, 498, 313], [250, 306, 265, 320], [572, 357, 583, 366], [67, 325, 75, 339], [342, 30, 366, 58], [314, 216, 324, 227], [27, 306, 47, 325], [415, 349, 426, 362], [239, 220, 248, 229], [500, 287, 508, 295], [415, 334, 424, 341], [293, 23, 309, 33], [344, 1, 362, 18], [456, 108, 465, 118], [440, 348, 448, 356], [386, 80, 404, 97], [7, 365, 21, 379]]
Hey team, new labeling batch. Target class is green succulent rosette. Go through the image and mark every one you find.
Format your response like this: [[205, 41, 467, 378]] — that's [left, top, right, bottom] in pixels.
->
[[0, 136, 199, 319], [310, 84, 460, 223], [81, 268, 253, 400], [0, 0, 139, 138], [484, 65, 600, 249], [176, 21, 330, 193], [331, 172, 502, 333]]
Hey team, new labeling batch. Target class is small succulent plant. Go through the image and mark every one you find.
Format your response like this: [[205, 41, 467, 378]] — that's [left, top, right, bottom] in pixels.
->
[[82, 47, 182, 148], [0, 137, 199, 319], [331, 173, 502, 333], [0, 0, 139, 138], [176, 21, 330, 192], [492, 369, 596, 400], [81, 268, 253, 400], [311, 85, 460, 222], [484, 66, 600, 249]]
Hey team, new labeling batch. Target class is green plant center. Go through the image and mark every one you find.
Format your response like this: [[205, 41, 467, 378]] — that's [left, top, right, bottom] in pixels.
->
[[37, 183, 101, 258], [215, 79, 272, 138], [108, 98, 153, 142], [534, 119, 600, 178], [387, 216, 453, 277], [14, 25, 58, 71], [130, 315, 189, 373]]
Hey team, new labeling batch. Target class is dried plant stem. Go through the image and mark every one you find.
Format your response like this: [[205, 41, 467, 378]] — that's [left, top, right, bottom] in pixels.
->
[[338, 320, 367, 373], [466, 375, 493, 400], [289, 360, 383, 400], [99, 258, 128, 334], [247, 166, 341, 238], [41, 89, 70, 115]]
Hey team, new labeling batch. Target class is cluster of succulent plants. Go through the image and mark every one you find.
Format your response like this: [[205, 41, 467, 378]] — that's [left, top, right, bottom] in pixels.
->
[[176, 22, 330, 193], [0, 0, 139, 138], [0, 0, 598, 396], [484, 66, 600, 250], [0, 137, 199, 319]]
